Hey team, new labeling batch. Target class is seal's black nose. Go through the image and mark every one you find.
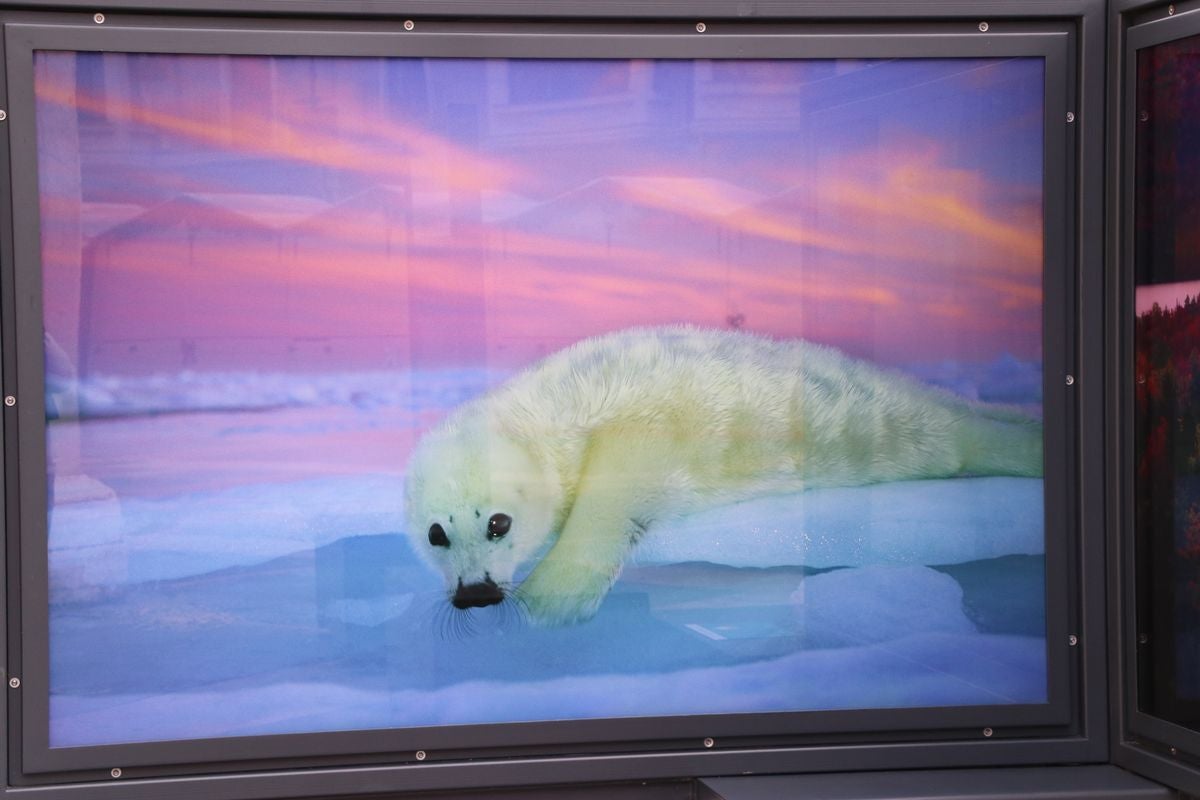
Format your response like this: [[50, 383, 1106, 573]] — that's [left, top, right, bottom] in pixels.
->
[[452, 578, 504, 609]]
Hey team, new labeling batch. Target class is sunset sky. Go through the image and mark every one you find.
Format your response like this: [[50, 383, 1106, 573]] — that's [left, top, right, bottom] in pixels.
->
[[35, 52, 1045, 376]]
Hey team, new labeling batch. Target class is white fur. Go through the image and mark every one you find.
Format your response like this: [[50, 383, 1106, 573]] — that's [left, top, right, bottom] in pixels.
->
[[404, 326, 1042, 626]]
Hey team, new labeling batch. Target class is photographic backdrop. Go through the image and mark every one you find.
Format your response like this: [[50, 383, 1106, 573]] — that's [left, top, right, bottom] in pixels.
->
[[1133, 28, 1200, 726], [35, 51, 1047, 746]]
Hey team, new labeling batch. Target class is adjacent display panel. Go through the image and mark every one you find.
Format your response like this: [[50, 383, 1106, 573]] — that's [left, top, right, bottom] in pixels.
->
[[3, 19, 1075, 780], [1132, 25, 1200, 739]]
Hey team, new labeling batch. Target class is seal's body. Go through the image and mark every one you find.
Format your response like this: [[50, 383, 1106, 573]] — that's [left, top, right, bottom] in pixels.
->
[[403, 326, 1042, 626]]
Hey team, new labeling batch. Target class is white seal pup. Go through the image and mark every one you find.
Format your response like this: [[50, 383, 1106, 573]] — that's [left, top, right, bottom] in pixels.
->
[[403, 326, 1042, 627]]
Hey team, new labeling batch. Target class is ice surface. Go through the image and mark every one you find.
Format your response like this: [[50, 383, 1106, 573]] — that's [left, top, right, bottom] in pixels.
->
[[50, 474, 1043, 592], [44, 366, 1048, 746], [908, 354, 1042, 408], [63, 357, 1040, 418], [794, 565, 977, 644], [632, 477, 1043, 569], [50, 633, 1045, 746], [65, 368, 502, 418], [48, 533, 1047, 747], [50, 473, 406, 588]]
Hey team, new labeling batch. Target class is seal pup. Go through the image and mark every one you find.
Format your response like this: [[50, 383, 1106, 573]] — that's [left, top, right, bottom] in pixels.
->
[[403, 326, 1042, 626]]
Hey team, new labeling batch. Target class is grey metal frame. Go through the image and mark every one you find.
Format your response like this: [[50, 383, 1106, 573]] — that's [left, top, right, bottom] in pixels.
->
[[0, 2, 1109, 798], [1111, 0, 1200, 794]]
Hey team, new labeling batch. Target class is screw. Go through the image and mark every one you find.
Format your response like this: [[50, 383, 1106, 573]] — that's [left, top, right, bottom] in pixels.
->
[[1139, 634, 1149, 644], [696, 22, 707, 33], [403, 19, 414, 30], [1066, 375, 1075, 386], [4, 396, 14, 407], [0, 110, 7, 122], [1068, 634, 1078, 646], [8, 678, 18, 689], [1066, 112, 1075, 123], [1140, 111, 1150, 122], [703, 737, 715, 748], [1170, 747, 1179, 756], [415, 750, 426, 761], [93, 12, 105, 23], [983, 727, 994, 737], [978, 21, 990, 32], [1169, 4, 1176, 14], [110, 768, 122, 778]]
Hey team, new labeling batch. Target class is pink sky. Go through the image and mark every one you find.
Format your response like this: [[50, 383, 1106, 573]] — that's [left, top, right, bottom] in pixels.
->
[[1136, 280, 1200, 314], [36, 52, 1045, 375]]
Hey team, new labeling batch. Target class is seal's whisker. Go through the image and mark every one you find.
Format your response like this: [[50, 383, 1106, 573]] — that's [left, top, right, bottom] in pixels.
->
[[506, 585, 534, 628], [495, 585, 528, 631], [427, 595, 480, 642], [407, 593, 446, 638], [432, 600, 456, 641], [457, 608, 478, 638], [444, 609, 464, 640]]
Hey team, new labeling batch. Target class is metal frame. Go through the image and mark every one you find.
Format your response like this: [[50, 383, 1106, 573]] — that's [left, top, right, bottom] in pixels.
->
[[1110, 0, 1200, 793], [0, 1, 1110, 797]]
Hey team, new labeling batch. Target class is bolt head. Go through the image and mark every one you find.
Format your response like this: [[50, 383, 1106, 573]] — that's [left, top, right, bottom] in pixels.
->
[[8, 678, 19, 689], [110, 768, 122, 778], [1169, 4, 1176, 14], [696, 22, 707, 33], [1066, 112, 1075, 123], [1065, 375, 1075, 386], [983, 727, 994, 737], [415, 750, 426, 761], [4, 396, 14, 407], [1068, 635, 1078, 646], [404, 19, 414, 30], [703, 737, 715, 748], [978, 21, 990, 32], [93, 12, 105, 23]]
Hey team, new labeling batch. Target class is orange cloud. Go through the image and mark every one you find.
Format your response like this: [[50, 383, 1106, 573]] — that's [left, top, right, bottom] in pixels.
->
[[35, 80, 521, 197], [974, 276, 1044, 309], [826, 163, 1042, 267], [35, 53, 1042, 365], [617, 140, 1042, 289]]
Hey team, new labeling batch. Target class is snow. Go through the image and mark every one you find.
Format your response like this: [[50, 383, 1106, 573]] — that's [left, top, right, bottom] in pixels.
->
[[908, 355, 1042, 408], [60, 356, 1040, 419], [48, 473, 1042, 594], [64, 367, 500, 418], [49, 553, 1046, 746], [794, 566, 977, 644], [633, 478, 1043, 569], [51, 633, 1044, 746], [51, 473, 407, 587], [44, 366, 1048, 747]]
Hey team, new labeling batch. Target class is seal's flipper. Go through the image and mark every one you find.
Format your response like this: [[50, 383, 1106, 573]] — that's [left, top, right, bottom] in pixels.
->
[[517, 431, 652, 626]]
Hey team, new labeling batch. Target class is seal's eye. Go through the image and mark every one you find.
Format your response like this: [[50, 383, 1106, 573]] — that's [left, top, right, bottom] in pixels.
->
[[428, 523, 450, 548], [487, 513, 512, 541]]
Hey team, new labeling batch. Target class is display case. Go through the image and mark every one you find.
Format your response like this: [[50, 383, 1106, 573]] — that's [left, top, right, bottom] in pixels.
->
[[0, 1, 1123, 798], [1113, 0, 1200, 794]]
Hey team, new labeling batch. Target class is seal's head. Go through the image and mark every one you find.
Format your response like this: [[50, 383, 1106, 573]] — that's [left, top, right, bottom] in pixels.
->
[[404, 416, 561, 611]]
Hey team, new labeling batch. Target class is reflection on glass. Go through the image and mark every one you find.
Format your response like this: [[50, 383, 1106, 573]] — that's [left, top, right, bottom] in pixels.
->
[[36, 52, 1047, 747], [1134, 32, 1200, 733]]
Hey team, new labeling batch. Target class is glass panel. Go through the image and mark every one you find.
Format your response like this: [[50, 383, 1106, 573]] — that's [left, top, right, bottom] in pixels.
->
[[1134, 32, 1200, 734], [36, 51, 1047, 747]]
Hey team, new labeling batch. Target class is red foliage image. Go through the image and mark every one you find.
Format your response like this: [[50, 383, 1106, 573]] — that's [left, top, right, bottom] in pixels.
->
[[1185, 504, 1200, 611], [1136, 298, 1200, 611]]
